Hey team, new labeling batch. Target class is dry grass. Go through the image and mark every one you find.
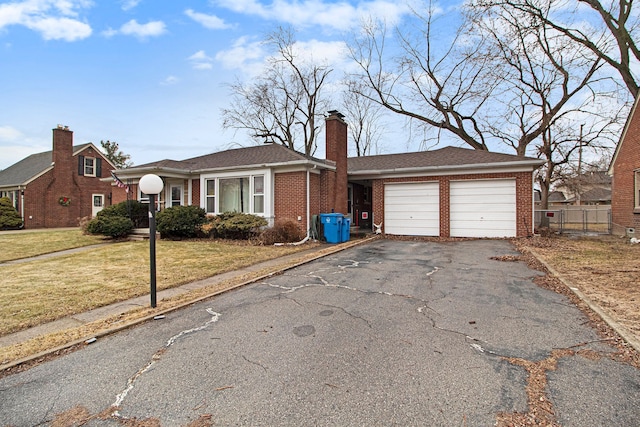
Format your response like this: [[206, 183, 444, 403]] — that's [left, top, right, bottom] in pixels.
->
[[519, 234, 640, 342], [0, 239, 314, 336], [0, 229, 104, 262]]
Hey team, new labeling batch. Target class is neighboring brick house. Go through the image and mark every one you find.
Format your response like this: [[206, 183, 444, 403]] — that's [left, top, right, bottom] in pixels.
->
[[0, 125, 117, 228], [609, 96, 640, 235], [113, 111, 543, 238]]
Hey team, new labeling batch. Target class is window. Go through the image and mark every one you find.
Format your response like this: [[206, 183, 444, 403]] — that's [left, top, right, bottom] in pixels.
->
[[170, 185, 182, 206], [220, 177, 250, 213], [203, 174, 266, 215], [84, 157, 95, 176], [253, 176, 264, 214], [635, 170, 640, 209], [205, 179, 215, 213]]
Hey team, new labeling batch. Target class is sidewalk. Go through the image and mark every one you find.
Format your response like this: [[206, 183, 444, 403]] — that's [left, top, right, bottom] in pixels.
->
[[0, 237, 376, 358]]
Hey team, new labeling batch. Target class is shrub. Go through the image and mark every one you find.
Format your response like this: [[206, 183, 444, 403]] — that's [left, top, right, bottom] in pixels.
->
[[0, 197, 22, 229], [259, 219, 304, 245], [156, 205, 207, 239], [86, 215, 133, 238], [98, 200, 149, 227], [211, 212, 268, 240]]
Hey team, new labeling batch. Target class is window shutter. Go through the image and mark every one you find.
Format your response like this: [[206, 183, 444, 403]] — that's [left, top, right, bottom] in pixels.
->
[[78, 156, 85, 176], [96, 158, 102, 177]]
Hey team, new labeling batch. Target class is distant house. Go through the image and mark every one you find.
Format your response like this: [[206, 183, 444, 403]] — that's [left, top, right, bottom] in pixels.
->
[[112, 112, 543, 238], [555, 170, 612, 205], [0, 126, 116, 228], [609, 96, 640, 235]]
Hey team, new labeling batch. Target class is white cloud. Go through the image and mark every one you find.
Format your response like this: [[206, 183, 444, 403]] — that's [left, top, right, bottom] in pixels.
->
[[215, 36, 264, 70], [188, 50, 214, 70], [184, 9, 233, 30], [0, 125, 23, 141], [121, 0, 141, 11], [213, 0, 413, 30], [0, 0, 93, 41], [119, 19, 166, 38], [161, 75, 179, 85]]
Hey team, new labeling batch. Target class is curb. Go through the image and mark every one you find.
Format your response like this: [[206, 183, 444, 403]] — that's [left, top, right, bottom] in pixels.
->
[[528, 247, 640, 353], [0, 236, 379, 373]]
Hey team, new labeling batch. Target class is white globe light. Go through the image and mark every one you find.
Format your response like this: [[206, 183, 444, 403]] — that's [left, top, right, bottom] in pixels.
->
[[139, 174, 164, 195]]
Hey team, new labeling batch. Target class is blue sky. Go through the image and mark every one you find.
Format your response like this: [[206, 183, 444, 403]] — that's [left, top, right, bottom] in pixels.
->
[[0, 0, 423, 170]]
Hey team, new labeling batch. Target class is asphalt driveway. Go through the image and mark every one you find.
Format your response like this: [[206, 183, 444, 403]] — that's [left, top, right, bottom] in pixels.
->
[[1, 239, 638, 426]]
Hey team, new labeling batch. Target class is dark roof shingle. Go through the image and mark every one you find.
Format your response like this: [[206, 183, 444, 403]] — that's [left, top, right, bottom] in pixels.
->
[[348, 146, 541, 173]]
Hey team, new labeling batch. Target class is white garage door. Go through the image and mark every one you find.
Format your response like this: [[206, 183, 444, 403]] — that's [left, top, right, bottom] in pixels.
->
[[450, 179, 516, 238], [384, 182, 439, 236]]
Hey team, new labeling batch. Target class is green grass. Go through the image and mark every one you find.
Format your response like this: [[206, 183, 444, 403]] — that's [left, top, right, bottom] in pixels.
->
[[0, 229, 104, 262], [0, 239, 311, 336]]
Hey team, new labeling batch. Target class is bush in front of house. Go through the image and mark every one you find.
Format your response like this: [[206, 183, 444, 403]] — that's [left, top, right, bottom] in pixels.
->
[[86, 215, 134, 238], [98, 200, 149, 228], [0, 197, 22, 229], [156, 205, 207, 239], [259, 219, 304, 245], [209, 212, 268, 240]]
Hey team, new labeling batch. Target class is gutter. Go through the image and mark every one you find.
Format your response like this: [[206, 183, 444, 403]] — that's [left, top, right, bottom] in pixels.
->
[[348, 159, 545, 177]]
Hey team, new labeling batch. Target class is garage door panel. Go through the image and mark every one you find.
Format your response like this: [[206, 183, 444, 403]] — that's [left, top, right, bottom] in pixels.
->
[[450, 180, 516, 238], [384, 183, 439, 236]]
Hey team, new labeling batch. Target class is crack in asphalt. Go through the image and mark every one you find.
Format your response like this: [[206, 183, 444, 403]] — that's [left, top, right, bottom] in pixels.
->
[[109, 308, 221, 421]]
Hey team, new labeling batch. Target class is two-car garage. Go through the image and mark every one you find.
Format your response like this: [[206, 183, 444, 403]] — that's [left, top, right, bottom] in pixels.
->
[[384, 179, 517, 238]]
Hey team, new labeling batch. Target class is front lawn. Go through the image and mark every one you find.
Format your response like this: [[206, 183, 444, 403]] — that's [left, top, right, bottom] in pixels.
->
[[0, 229, 104, 262], [0, 239, 313, 336]]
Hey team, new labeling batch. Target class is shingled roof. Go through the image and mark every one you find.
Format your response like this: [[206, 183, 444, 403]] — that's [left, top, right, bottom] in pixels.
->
[[348, 146, 542, 174], [127, 143, 333, 173], [0, 144, 91, 187]]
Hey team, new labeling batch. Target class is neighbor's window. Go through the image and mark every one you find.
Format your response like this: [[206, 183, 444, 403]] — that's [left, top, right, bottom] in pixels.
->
[[205, 179, 215, 213], [253, 176, 264, 214], [84, 157, 95, 176], [220, 177, 250, 213]]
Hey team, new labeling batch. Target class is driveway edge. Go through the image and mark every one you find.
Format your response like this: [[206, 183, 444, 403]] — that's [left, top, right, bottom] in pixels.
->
[[528, 248, 640, 353]]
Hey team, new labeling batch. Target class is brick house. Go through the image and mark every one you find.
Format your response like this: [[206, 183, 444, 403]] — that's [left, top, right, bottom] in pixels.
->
[[113, 111, 543, 238], [0, 125, 116, 228], [609, 96, 640, 235]]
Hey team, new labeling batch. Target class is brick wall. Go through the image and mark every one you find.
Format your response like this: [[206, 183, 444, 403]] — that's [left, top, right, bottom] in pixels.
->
[[371, 172, 535, 238], [274, 171, 308, 232], [611, 103, 640, 235], [23, 129, 116, 228]]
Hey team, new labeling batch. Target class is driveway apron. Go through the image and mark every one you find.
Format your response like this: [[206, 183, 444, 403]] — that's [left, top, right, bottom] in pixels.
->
[[0, 239, 638, 426]]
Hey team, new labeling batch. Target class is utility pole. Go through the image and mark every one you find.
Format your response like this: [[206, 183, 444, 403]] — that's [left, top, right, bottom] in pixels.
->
[[577, 124, 583, 206]]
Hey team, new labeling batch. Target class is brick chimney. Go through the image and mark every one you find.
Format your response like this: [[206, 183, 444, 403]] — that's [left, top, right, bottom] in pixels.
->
[[325, 111, 348, 214], [52, 125, 73, 167]]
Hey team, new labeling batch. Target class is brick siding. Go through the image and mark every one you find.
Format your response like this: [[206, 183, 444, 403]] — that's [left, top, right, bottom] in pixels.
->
[[611, 103, 640, 235], [22, 129, 116, 228]]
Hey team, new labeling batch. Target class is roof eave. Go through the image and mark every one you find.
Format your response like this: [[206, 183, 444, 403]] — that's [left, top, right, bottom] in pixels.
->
[[348, 159, 544, 177]]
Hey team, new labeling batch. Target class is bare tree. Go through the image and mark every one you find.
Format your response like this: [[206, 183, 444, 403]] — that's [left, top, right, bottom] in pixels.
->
[[342, 81, 386, 156], [476, 0, 640, 98], [467, 1, 621, 208], [221, 27, 332, 156], [347, 13, 496, 151]]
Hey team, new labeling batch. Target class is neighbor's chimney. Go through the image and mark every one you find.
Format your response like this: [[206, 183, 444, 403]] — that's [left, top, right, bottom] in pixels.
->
[[52, 124, 73, 166], [325, 111, 348, 214]]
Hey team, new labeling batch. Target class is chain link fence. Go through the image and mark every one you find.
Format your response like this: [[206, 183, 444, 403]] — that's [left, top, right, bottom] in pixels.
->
[[535, 206, 611, 234]]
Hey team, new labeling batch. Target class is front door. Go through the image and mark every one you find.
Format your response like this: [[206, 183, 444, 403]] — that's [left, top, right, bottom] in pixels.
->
[[92, 194, 105, 217]]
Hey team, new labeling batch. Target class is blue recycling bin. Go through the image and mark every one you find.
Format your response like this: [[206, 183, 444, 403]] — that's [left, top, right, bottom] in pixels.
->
[[320, 213, 343, 243], [341, 216, 351, 242]]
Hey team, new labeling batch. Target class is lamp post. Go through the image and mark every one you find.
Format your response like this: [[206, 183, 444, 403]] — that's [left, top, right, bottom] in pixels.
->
[[139, 174, 164, 308]]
